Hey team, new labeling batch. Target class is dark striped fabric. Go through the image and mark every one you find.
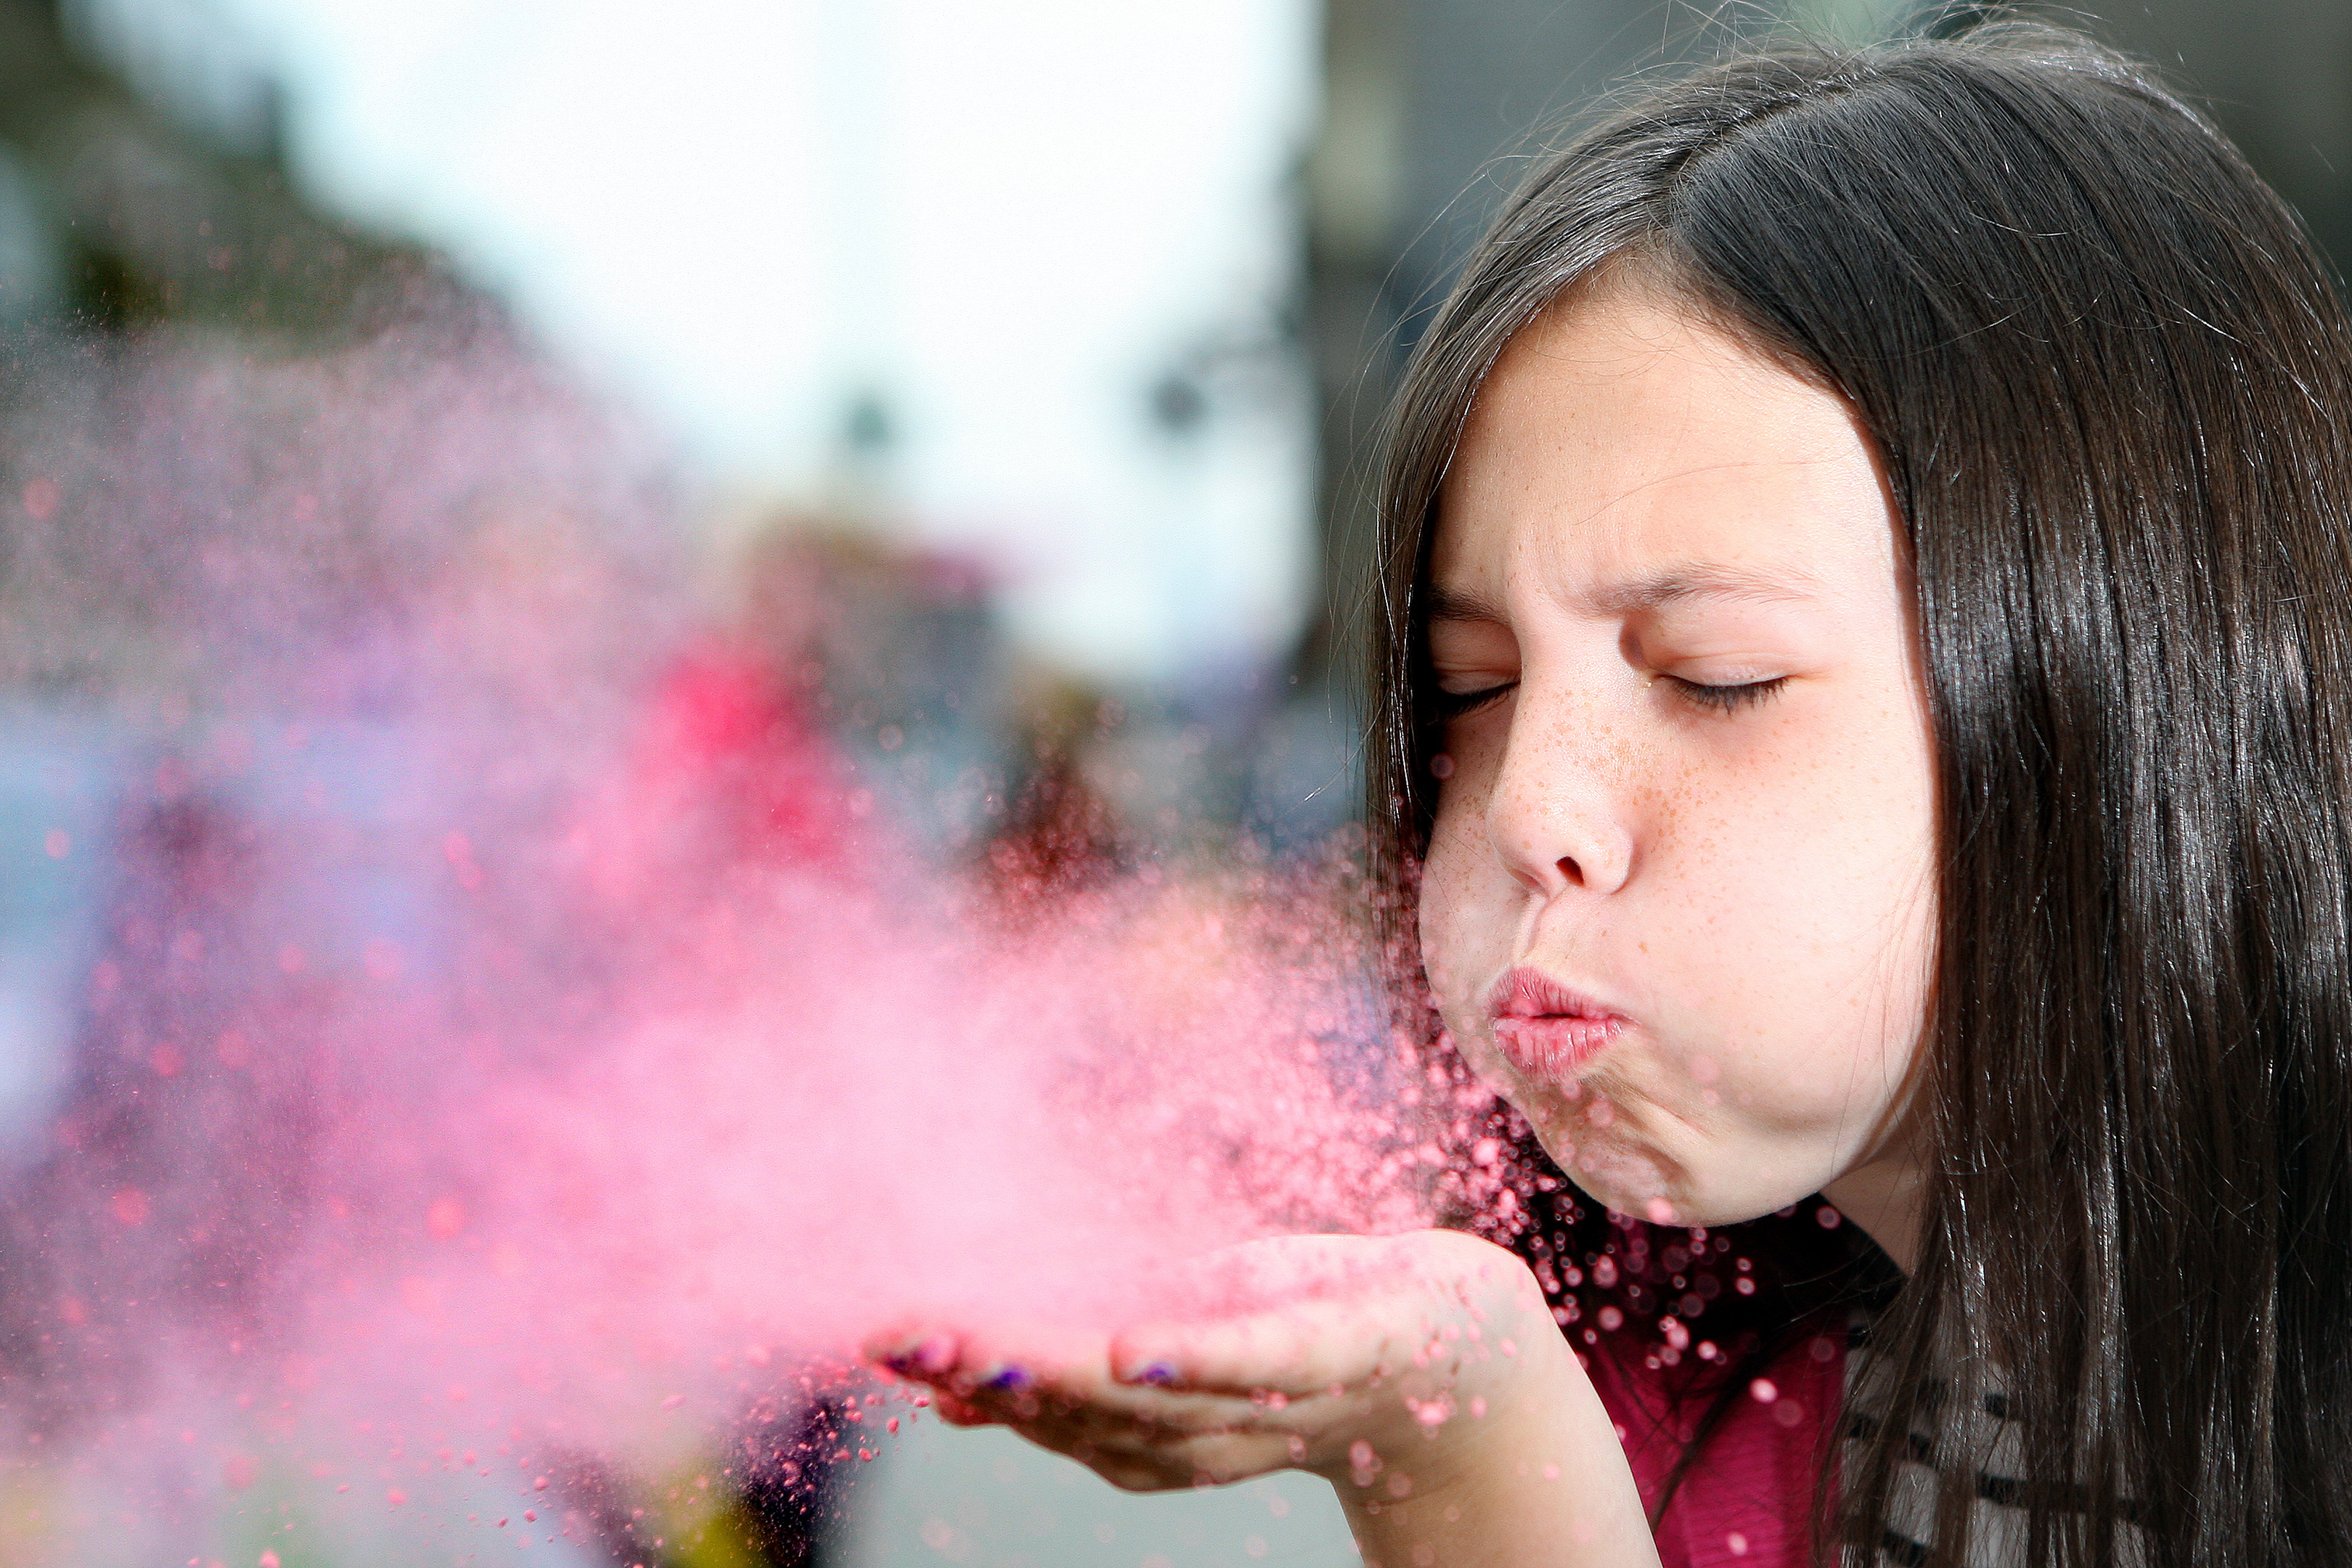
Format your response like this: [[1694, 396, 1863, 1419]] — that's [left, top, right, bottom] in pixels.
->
[[1840, 1320, 2144, 1567]]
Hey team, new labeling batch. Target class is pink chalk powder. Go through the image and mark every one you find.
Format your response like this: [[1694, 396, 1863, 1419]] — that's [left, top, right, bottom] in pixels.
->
[[0, 322, 1481, 1560]]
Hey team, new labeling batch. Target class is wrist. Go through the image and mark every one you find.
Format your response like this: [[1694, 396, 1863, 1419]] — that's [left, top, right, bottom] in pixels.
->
[[1326, 1332, 1659, 1568], [1303, 1268, 1581, 1496], [1315, 1330, 1578, 1505]]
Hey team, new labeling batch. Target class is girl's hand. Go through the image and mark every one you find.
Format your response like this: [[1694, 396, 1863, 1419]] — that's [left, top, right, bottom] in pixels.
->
[[872, 1230, 1549, 1492], [865, 1230, 1661, 1568]]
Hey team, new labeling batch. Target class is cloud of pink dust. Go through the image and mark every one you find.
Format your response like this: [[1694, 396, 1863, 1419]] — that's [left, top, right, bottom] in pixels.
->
[[0, 316, 1495, 1559]]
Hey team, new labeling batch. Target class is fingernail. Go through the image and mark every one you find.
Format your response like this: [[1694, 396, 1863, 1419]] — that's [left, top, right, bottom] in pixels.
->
[[884, 1335, 955, 1373], [873, 1332, 958, 1378]]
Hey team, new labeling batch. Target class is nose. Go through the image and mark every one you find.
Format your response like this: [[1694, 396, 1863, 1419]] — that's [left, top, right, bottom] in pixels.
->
[[1482, 706, 1633, 898]]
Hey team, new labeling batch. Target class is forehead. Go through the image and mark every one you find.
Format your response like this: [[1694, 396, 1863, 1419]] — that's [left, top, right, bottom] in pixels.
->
[[1432, 282, 1895, 606]]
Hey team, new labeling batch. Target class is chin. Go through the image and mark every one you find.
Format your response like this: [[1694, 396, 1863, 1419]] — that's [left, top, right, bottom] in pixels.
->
[[1532, 1130, 1683, 1220], [1535, 1133, 1805, 1230]]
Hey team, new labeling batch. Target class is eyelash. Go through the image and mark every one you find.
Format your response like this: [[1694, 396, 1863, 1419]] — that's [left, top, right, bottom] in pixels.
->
[[1427, 675, 1787, 722], [1429, 682, 1517, 720], [1667, 674, 1789, 713]]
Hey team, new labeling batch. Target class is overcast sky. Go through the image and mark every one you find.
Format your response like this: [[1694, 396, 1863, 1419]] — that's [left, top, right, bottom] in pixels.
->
[[184, 0, 1322, 682]]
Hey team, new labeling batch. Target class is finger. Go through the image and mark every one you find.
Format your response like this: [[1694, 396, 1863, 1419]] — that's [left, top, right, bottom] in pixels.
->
[[952, 1372, 1269, 1436], [889, 1326, 1288, 1434], [1110, 1307, 1396, 1397], [863, 1323, 964, 1379], [868, 1320, 1098, 1398], [1094, 1456, 1189, 1493], [1093, 1426, 1303, 1485], [997, 1379, 1372, 1471], [1007, 1413, 1305, 1492], [931, 1392, 990, 1426]]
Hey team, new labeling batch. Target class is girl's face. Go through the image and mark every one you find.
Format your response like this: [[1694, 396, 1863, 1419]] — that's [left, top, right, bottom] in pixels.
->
[[1418, 279, 1936, 1261]]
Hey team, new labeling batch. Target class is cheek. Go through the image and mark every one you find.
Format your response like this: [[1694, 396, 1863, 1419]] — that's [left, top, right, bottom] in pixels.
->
[[1644, 734, 1937, 1118], [1416, 788, 1507, 1021]]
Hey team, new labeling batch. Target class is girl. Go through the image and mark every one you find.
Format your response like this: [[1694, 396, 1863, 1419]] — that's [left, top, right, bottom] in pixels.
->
[[871, 21, 2352, 1567]]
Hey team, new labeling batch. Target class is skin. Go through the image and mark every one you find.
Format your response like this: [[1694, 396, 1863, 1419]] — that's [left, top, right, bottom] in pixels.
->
[[870, 274, 1937, 1566], [1420, 276, 1936, 1262]]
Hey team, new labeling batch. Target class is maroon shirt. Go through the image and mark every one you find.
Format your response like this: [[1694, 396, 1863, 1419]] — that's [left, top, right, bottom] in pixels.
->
[[1583, 1318, 1848, 1567]]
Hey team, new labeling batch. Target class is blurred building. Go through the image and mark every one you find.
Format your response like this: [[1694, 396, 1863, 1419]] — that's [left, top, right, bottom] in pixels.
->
[[2090, 0, 2352, 269], [0, 0, 450, 334], [166, 0, 1326, 701]]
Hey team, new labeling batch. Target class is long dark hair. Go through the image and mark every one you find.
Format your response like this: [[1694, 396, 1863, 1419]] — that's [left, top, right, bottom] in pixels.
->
[[1365, 21, 2352, 1568]]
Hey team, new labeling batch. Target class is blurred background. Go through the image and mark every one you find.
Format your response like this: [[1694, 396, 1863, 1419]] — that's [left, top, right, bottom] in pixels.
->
[[0, 0, 2346, 1564]]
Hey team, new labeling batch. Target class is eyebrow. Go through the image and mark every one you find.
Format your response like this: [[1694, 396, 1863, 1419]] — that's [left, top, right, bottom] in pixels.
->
[[1424, 583, 1508, 624], [1592, 561, 1823, 614], [1424, 561, 1821, 624]]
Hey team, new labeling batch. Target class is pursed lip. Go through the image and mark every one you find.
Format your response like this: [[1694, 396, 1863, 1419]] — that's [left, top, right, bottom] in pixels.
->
[[1484, 965, 1627, 1082]]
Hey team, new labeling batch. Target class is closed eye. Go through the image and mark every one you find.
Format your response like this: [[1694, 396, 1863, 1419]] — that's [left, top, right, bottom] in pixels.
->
[[1429, 682, 1519, 720], [1665, 674, 1788, 714]]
